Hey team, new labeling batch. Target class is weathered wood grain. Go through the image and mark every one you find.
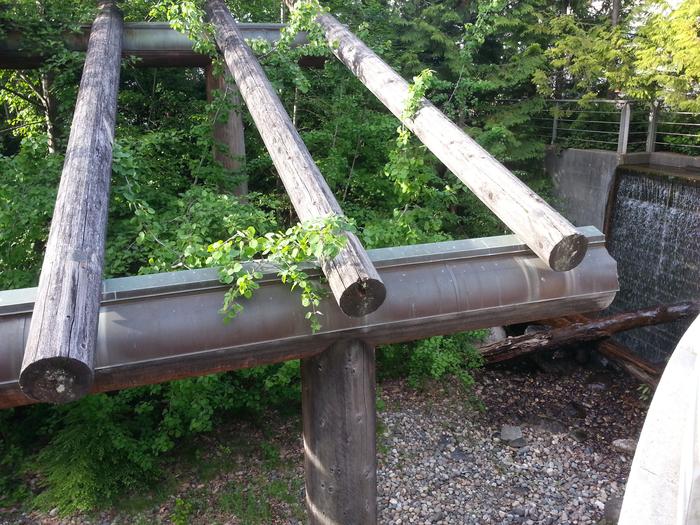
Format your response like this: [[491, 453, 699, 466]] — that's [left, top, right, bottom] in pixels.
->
[[285, 2, 587, 271], [205, 0, 385, 317], [482, 301, 698, 363], [19, 1, 123, 404], [205, 65, 247, 196], [302, 339, 377, 524]]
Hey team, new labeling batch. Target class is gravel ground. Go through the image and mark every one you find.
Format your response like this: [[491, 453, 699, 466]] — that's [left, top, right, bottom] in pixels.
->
[[2, 359, 647, 524], [377, 364, 647, 525]]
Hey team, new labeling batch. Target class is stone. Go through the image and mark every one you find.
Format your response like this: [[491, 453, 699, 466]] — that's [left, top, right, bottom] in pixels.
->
[[509, 437, 528, 448], [603, 496, 623, 523], [49, 508, 59, 517], [481, 326, 507, 345], [501, 425, 523, 442], [612, 438, 637, 455], [570, 428, 588, 443]]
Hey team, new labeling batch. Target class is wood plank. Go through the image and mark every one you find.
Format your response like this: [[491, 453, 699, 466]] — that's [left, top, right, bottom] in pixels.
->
[[284, 1, 587, 271], [19, 1, 123, 404], [302, 339, 377, 524], [205, 0, 385, 317]]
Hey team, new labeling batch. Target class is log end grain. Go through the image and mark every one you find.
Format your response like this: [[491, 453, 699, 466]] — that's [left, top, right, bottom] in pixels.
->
[[549, 232, 588, 272], [339, 277, 387, 318], [19, 357, 93, 404]]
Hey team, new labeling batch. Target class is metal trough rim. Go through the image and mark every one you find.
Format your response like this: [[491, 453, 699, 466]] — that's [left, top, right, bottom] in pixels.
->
[[0, 227, 616, 408], [0, 226, 605, 315]]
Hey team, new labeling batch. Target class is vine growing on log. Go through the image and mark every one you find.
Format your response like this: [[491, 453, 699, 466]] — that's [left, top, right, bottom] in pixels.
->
[[207, 216, 351, 332]]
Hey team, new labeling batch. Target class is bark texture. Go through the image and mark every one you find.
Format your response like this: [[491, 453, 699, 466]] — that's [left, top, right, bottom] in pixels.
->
[[284, 2, 586, 271], [206, 0, 385, 317], [19, 1, 122, 403]]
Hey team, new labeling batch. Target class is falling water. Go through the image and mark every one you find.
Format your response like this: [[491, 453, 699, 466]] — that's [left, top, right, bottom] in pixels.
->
[[607, 168, 700, 363]]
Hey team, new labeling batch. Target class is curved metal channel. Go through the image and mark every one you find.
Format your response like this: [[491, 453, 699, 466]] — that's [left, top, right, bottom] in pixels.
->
[[0, 227, 617, 408], [0, 23, 306, 68]]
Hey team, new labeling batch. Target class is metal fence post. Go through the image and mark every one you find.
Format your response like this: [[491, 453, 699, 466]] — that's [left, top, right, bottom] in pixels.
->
[[646, 101, 659, 153], [551, 102, 559, 145], [617, 101, 631, 155]]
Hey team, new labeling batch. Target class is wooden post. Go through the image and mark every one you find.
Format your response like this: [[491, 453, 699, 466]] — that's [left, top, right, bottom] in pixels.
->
[[205, 0, 385, 317], [646, 101, 659, 153], [618, 101, 631, 155], [302, 339, 377, 524], [19, 1, 123, 404], [283, 2, 587, 272], [205, 64, 247, 196]]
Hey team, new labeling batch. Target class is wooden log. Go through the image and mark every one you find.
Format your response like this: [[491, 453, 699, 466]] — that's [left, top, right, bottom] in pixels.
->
[[205, 0, 385, 317], [302, 339, 377, 524], [283, 2, 587, 271], [542, 314, 662, 385], [480, 301, 699, 363], [19, 1, 123, 404], [205, 65, 247, 196]]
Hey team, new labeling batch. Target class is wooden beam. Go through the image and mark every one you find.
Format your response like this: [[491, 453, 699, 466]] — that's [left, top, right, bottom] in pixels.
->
[[302, 339, 377, 524], [205, 0, 385, 317], [481, 301, 699, 363], [19, 1, 123, 404], [205, 65, 247, 196], [284, 1, 587, 272]]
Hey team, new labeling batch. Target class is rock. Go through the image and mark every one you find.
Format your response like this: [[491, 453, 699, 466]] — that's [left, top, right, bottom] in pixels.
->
[[501, 425, 523, 442], [524, 324, 547, 335], [508, 437, 528, 448], [612, 438, 637, 455], [603, 496, 623, 523], [481, 326, 507, 345], [570, 428, 588, 443], [49, 508, 59, 517]]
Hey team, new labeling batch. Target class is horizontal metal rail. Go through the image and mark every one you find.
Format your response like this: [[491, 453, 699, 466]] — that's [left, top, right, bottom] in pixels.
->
[[0, 22, 304, 68], [0, 227, 617, 409]]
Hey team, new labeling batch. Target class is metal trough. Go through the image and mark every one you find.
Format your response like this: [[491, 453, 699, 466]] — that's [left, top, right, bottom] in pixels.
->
[[0, 226, 617, 409], [0, 22, 302, 68]]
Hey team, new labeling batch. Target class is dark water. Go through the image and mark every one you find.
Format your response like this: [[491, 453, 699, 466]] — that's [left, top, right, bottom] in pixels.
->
[[607, 169, 700, 363]]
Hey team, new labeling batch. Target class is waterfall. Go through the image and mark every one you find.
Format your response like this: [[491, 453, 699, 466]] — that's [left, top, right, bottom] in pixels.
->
[[607, 168, 700, 363]]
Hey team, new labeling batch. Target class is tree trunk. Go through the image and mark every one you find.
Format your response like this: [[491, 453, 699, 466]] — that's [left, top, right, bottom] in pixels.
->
[[284, 1, 587, 272], [19, 1, 123, 404], [205, 65, 247, 196], [205, 0, 385, 317], [480, 301, 699, 363]]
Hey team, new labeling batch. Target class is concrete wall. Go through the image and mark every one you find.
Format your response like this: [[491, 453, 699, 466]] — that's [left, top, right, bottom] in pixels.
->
[[545, 147, 621, 230]]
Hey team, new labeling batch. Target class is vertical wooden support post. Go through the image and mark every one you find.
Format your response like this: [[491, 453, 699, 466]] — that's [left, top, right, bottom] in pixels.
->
[[646, 101, 659, 153], [205, 64, 247, 196], [302, 339, 377, 525], [617, 102, 631, 155], [551, 102, 559, 145], [19, 1, 122, 404]]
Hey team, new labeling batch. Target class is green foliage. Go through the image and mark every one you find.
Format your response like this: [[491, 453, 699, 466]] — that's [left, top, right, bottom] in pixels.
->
[[378, 331, 486, 390], [207, 216, 351, 331]]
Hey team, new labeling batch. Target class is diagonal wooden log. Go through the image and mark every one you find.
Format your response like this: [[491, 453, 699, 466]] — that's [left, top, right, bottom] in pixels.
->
[[19, 1, 123, 404], [205, 0, 385, 317], [284, 1, 587, 271], [480, 301, 699, 366]]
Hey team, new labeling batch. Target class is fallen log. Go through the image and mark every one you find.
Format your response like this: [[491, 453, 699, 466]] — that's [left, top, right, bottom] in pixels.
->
[[285, 0, 587, 272], [480, 301, 699, 364], [205, 0, 385, 317], [19, 1, 123, 404]]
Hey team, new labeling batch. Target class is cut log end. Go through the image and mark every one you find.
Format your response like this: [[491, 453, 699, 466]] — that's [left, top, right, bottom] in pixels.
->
[[339, 278, 387, 317], [549, 233, 588, 272], [19, 357, 93, 404]]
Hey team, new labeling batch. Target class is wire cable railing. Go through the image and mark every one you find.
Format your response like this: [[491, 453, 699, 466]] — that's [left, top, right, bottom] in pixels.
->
[[536, 99, 700, 156]]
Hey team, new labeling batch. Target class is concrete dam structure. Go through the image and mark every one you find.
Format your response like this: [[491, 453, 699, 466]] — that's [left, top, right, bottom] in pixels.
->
[[547, 148, 700, 362]]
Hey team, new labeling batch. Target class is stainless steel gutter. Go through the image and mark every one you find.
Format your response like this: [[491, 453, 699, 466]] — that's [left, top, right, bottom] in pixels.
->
[[0, 22, 304, 68], [0, 227, 618, 408]]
